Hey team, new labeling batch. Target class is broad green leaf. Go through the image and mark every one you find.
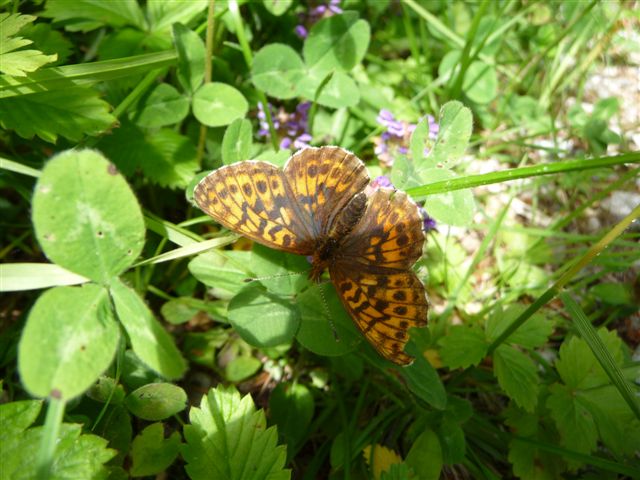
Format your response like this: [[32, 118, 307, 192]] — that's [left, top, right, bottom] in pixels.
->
[[410, 116, 431, 164], [111, 279, 187, 380], [555, 329, 624, 390], [303, 12, 370, 72], [315, 70, 360, 108], [182, 385, 290, 480], [42, 0, 146, 31], [493, 345, 538, 412], [173, 23, 205, 94], [485, 304, 553, 348], [193, 82, 248, 127], [438, 325, 487, 369], [86, 376, 126, 405], [547, 384, 598, 458], [32, 149, 145, 283], [125, 383, 187, 421], [147, 0, 208, 32], [99, 122, 199, 188], [436, 418, 466, 464], [0, 263, 88, 291], [405, 429, 443, 480], [189, 250, 252, 299], [22, 23, 73, 65], [0, 87, 115, 143], [129, 82, 189, 128], [420, 168, 475, 226], [227, 283, 299, 348], [130, 423, 181, 477], [222, 118, 253, 165], [0, 400, 43, 440], [269, 383, 315, 453], [591, 282, 634, 306], [18, 285, 120, 399], [250, 244, 311, 296], [251, 44, 305, 99], [425, 100, 472, 168], [296, 286, 360, 358], [92, 403, 132, 467], [403, 344, 447, 409], [225, 356, 263, 382], [263, 0, 292, 16], [2, 423, 115, 479], [161, 297, 200, 325]]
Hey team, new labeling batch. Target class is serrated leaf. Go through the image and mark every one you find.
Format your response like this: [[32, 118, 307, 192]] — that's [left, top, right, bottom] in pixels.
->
[[21, 23, 72, 65], [0, 50, 58, 76], [2, 423, 115, 479], [129, 82, 189, 127], [182, 385, 290, 480], [173, 23, 205, 94], [251, 43, 305, 99], [222, 118, 253, 165], [362, 444, 403, 479], [555, 329, 624, 389], [32, 149, 145, 283], [125, 383, 187, 421], [18, 285, 120, 399], [110, 278, 187, 380], [493, 345, 538, 412], [0, 400, 43, 440], [130, 423, 181, 477], [227, 283, 299, 348], [405, 429, 442, 480], [425, 101, 472, 168], [485, 304, 553, 348], [420, 168, 475, 226], [0, 12, 36, 39], [0, 87, 116, 143], [438, 325, 487, 369], [547, 384, 598, 459], [193, 82, 248, 127]]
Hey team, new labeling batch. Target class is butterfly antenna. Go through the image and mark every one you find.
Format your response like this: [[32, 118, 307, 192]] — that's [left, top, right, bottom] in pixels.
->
[[318, 282, 339, 342], [243, 270, 310, 283]]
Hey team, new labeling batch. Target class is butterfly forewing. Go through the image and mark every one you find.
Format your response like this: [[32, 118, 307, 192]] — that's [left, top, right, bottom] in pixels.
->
[[194, 161, 314, 254]]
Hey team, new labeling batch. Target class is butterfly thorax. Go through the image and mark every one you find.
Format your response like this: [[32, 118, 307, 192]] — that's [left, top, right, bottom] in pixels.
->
[[308, 192, 367, 283]]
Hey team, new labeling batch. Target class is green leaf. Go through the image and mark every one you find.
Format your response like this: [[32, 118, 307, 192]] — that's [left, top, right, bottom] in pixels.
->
[[296, 285, 361, 358], [402, 346, 447, 410], [161, 297, 199, 325], [251, 44, 305, 99], [303, 12, 370, 72], [0, 400, 43, 440], [86, 376, 126, 405], [405, 429, 443, 480], [147, 0, 208, 32], [547, 384, 598, 458], [227, 283, 300, 348], [99, 122, 199, 188], [18, 285, 120, 399], [262, 0, 292, 16], [42, 0, 146, 31], [269, 383, 315, 453], [462, 61, 497, 104], [189, 250, 252, 299], [129, 82, 189, 128], [92, 403, 132, 467], [485, 304, 553, 348], [425, 100, 472, 168], [110, 278, 187, 380], [250, 244, 311, 296], [125, 383, 187, 421], [2, 423, 115, 479], [493, 345, 539, 412], [409, 116, 432, 164], [225, 356, 263, 382], [420, 168, 475, 226], [130, 423, 181, 477], [0, 87, 116, 143], [0, 13, 57, 76], [315, 70, 360, 108], [222, 118, 253, 165], [555, 329, 624, 390], [0, 263, 89, 291], [173, 23, 205, 94], [591, 282, 634, 306], [193, 82, 248, 127], [438, 325, 487, 369], [182, 385, 290, 480], [21, 21, 73, 65], [32, 149, 145, 283]]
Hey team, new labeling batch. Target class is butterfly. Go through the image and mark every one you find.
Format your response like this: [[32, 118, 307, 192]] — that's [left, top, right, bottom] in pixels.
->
[[194, 146, 428, 365]]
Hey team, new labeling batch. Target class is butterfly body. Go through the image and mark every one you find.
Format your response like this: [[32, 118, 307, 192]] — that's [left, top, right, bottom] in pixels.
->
[[195, 146, 428, 365]]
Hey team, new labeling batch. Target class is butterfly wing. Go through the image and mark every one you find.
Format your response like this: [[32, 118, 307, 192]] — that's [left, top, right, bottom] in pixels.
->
[[283, 146, 369, 237], [330, 188, 428, 365], [194, 161, 315, 254]]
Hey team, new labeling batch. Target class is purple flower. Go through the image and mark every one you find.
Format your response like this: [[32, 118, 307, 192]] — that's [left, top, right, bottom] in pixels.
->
[[295, 25, 308, 38], [370, 175, 393, 189], [419, 207, 437, 233], [296, 1, 342, 38], [257, 101, 312, 150]]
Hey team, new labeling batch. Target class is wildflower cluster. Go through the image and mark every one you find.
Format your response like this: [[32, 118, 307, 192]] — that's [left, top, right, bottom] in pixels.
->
[[373, 109, 439, 167], [257, 102, 312, 150], [295, 0, 342, 38]]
